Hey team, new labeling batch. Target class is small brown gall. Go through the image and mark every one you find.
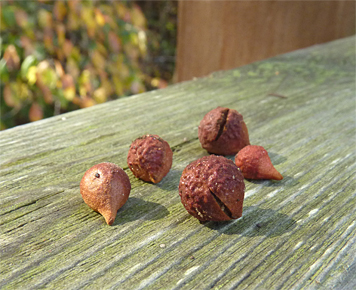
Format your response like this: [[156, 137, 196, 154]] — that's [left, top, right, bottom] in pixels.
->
[[235, 145, 283, 180], [198, 106, 250, 156], [127, 134, 173, 183], [179, 155, 245, 222], [80, 162, 131, 225]]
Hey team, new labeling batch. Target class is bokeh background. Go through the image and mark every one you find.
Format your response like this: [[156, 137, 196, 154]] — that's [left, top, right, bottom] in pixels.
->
[[1, 0, 355, 130], [1, 0, 177, 130]]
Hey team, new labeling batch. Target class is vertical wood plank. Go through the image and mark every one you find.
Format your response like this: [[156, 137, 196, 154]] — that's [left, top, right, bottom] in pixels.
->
[[176, 0, 355, 82]]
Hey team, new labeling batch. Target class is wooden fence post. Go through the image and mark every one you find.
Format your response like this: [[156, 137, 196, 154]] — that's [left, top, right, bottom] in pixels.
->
[[176, 1, 355, 82]]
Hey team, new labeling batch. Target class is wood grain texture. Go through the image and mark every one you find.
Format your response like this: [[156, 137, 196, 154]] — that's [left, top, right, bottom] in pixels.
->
[[176, 0, 356, 82], [1, 36, 355, 289]]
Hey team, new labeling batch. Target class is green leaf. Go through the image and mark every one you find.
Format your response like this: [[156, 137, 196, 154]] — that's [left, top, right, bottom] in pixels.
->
[[0, 58, 9, 82], [33, 44, 46, 60], [21, 55, 37, 79], [0, 58, 7, 74], [55, 89, 69, 109], [2, 6, 16, 27]]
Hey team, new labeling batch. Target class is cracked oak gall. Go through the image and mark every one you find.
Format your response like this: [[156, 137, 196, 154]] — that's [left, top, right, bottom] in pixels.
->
[[179, 155, 245, 222], [127, 134, 173, 183], [235, 145, 283, 180], [80, 162, 131, 225], [198, 106, 250, 155]]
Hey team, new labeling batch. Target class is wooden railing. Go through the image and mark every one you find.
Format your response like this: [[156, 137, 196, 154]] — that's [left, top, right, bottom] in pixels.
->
[[0, 36, 355, 289]]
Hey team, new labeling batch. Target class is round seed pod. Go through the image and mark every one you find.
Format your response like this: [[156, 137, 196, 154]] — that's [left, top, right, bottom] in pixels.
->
[[179, 155, 245, 222], [127, 134, 173, 183], [80, 162, 131, 225], [198, 106, 250, 155]]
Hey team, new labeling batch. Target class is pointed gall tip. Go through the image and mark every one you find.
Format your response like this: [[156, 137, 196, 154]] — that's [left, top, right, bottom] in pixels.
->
[[101, 210, 117, 226], [258, 163, 283, 180], [271, 168, 283, 180]]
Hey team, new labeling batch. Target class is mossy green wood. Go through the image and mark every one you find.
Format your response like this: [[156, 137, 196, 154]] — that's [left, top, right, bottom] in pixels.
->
[[1, 36, 355, 289]]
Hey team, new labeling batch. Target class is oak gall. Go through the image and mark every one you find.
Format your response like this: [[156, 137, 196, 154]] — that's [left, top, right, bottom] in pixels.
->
[[80, 162, 131, 225], [235, 145, 283, 180], [127, 134, 173, 183], [198, 107, 250, 155], [179, 155, 245, 222]]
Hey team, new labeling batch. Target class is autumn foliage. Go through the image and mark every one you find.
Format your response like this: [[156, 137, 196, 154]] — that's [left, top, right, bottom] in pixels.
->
[[1, 0, 171, 129]]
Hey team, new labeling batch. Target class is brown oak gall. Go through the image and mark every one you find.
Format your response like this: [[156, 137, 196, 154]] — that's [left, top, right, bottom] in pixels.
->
[[80, 162, 131, 225], [235, 145, 283, 180], [127, 134, 173, 183], [198, 106, 250, 156], [179, 155, 245, 222]]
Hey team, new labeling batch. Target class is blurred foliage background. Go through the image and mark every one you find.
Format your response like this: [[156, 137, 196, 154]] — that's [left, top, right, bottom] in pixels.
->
[[0, 0, 177, 130]]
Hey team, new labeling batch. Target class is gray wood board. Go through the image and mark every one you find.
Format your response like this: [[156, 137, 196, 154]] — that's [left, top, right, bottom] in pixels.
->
[[0, 36, 355, 289]]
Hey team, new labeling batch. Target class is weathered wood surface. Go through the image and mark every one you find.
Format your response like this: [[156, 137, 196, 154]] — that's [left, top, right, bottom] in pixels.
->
[[1, 36, 355, 289]]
